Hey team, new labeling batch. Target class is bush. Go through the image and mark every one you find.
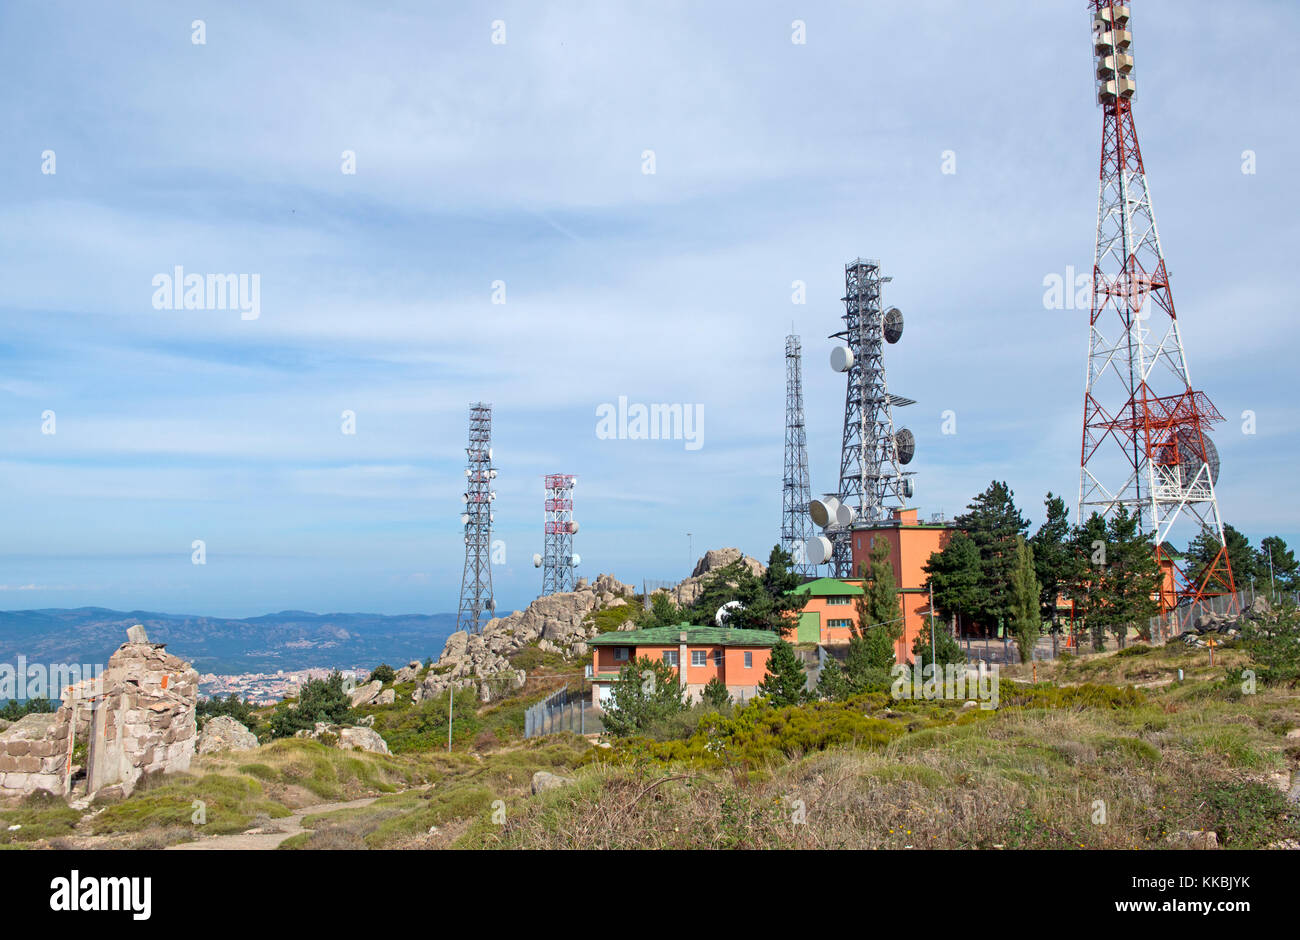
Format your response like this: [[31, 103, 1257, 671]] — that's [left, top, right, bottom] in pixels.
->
[[603, 657, 687, 738], [368, 664, 397, 684], [268, 671, 355, 738], [196, 693, 258, 732], [0, 698, 57, 721]]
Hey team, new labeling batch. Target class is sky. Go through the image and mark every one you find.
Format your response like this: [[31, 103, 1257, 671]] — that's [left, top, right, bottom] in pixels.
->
[[0, 1, 1296, 618]]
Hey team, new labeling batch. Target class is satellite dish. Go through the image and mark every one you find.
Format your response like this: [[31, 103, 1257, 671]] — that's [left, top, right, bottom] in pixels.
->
[[461, 493, 468, 504], [715, 600, 744, 626], [809, 496, 840, 528], [805, 536, 833, 565], [465, 468, 471, 477], [1163, 429, 1220, 486], [831, 346, 855, 373], [571, 553, 581, 566], [893, 429, 916, 465], [835, 503, 857, 527], [489, 469, 497, 479], [901, 478, 915, 499], [884, 307, 904, 344], [487, 448, 493, 460], [489, 513, 495, 523], [532, 553, 542, 568], [460, 513, 470, 525], [569, 521, 580, 534], [489, 491, 497, 501]]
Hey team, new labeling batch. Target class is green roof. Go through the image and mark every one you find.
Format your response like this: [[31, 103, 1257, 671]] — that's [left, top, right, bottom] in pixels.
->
[[588, 622, 779, 648], [788, 577, 864, 597]]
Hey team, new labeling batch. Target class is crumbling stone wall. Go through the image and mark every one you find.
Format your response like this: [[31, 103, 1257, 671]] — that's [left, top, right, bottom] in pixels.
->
[[0, 626, 198, 801], [0, 712, 72, 798]]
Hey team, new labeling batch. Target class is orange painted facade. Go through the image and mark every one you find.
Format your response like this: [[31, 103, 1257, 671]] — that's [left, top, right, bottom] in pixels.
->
[[786, 508, 956, 664], [590, 631, 775, 706]]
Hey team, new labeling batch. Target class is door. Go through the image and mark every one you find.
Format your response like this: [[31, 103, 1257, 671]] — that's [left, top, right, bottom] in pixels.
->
[[797, 611, 821, 644]]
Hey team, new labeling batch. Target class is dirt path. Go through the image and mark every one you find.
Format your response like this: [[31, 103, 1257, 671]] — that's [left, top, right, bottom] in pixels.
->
[[166, 795, 380, 851]]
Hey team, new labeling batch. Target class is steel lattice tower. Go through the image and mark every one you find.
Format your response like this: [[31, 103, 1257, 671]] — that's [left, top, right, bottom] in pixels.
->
[[457, 403, 496, 633], [781, 335, 815, 579], [1078, 2, 1234, 606], [827, 259, 915, 577], [542, 474, 578, 594]]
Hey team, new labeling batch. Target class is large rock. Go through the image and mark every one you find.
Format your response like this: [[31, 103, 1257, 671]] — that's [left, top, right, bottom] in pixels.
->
[[338, 726, 391, 755], [197, 716, 258, 755], [531, 771, 574, 795], [349, 680, 383, 708], [672, 548, 766, 608]]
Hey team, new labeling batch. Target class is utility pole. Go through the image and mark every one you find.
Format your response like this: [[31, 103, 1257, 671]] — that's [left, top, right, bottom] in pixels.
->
[[929, 581, 936, 669], [447, 685, 453, 753]]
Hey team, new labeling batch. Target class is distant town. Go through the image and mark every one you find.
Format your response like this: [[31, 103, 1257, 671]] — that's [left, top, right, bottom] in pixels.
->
[[198, 667, 369, 705]]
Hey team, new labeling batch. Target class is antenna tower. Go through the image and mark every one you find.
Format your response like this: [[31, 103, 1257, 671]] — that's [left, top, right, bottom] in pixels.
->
[[782, 335, 815, 578], [457, 403, 496, 633]]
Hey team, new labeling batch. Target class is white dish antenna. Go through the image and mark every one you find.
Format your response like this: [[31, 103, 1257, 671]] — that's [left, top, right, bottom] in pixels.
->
[[809, 496, 840, 529], [571, 553, 581, 566], [805, 536, 833, 565], [532, 553, 542, 568], [835, 503, 857, 527], [830, 346, 855, 373], [715, 600, 744, 626], [460, 513, 470, 525]]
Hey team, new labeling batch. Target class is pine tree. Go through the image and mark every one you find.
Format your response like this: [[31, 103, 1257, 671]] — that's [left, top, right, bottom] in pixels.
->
[[1102, 508, 1162, 647], [603, 656, 687, 737], [1008, 535, 1041, 664], [910, 623, 965, 670], [1257, 536, 1299, 594], [814, 656, 850, 701], [953, 481, 1030, 632], [758, 639, 806, 706], [855, 536, 902, 642], [924, 529, 983, 635], [1067, 512, 1109, 650], [1030, 493, 1072, 655], [701, 676, 731, 710]]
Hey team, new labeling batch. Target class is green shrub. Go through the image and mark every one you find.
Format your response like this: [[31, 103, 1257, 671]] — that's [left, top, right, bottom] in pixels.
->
[[368, 664, 397, 685]]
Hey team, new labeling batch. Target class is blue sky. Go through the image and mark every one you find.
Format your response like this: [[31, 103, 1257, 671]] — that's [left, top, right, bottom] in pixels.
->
[[0, 1, 1296, 618]]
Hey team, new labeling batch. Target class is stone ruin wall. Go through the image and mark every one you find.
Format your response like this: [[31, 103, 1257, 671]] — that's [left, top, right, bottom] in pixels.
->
[[0, 627, 197, 801]]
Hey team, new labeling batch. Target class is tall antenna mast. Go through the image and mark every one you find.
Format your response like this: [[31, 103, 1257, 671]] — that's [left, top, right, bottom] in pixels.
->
[[1078, 2, 1234, 607], [457, 402, 496, 633], [806, 259, 915, 578], [537, 474, 579, 594], [782, 335, 815, 579]]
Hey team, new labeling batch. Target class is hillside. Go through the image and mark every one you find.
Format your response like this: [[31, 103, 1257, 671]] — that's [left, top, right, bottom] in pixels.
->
[[0, 608, 458, 674]]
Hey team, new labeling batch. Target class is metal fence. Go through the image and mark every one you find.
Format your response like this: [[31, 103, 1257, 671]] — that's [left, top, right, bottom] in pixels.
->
[[641, 579, 675, 608], [524, 686, 603, 739], [1146, 586, 1299, 641]]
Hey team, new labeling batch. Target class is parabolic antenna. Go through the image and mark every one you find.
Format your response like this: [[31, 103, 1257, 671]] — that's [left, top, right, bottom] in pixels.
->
[[884, 307, 904, 344], [532, 553, 542, 568], [835, 503, 857, 527], [460, 513, 470, 525], [901, 478, 915, 499], [893, 429, 916, 465], [568, 521, 580, 534], [715, 600, 744, 626], [461, 493, 468, 504], [809, 496, 840, 528], [571, 553, 581, 566], [1162, 429, 1220, 486], [465, 468, 471, 477], [805, 535, 834, 565], [830, 346, 855, 373]]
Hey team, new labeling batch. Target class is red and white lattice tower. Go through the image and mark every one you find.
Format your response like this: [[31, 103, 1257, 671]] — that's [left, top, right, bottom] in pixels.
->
[[1078, 1, 1235, 609], [540, 474, 578, 595]]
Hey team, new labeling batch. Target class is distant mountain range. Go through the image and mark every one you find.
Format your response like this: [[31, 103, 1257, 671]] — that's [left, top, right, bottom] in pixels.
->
[[0, 607, 461, 675]]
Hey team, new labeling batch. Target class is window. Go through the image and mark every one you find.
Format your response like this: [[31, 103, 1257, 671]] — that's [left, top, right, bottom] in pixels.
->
[[614, 647, 629, 662], [828, 619, 853, 629], [744, 651, 753, 668], [662, 651, 678, 667], [712, 650, 723, 667], [691, 650, 706, 667], [827, 596, 851, 605]]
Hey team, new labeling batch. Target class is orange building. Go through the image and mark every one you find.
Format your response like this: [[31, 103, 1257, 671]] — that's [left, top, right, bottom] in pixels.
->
[[786, 508, 955, 664], [588, 624, 778, 707]]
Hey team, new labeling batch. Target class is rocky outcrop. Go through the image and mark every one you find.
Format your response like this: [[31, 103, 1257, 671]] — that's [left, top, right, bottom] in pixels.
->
[[197, 716, 258, 755], [670, 548, 766, 608], [413, 573, 635, 704], [349, 680, 383, 708], [394, 661, 422, 684], [1166, 830, 1219, 849], [338, 726, 391, 755]]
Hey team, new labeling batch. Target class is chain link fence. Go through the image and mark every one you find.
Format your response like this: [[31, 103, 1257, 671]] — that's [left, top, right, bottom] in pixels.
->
[[524, 686, 603, 738]]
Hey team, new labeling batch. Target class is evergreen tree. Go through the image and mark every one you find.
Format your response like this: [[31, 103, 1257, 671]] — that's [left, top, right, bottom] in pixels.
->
[[1030, 493, 1072, 655], [1066, 512, 1109, 650], [1008, 535, 1042, 664], [269, 671, 354, 738], [814, 656, 850, 701], [758, 639, 807, 706], [911, 622, 966, 670], [924, 529, 983, 634], [701, 676, 731, 710], [603, 656, 687, 737], [953, 481, 1030, 631], [1102, 508, 1162, 647], [641, 591, 681, 628], [1257, 536, 1299, 593], [1186, 524, 1255, 594], [854, 536, 902, 642]]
